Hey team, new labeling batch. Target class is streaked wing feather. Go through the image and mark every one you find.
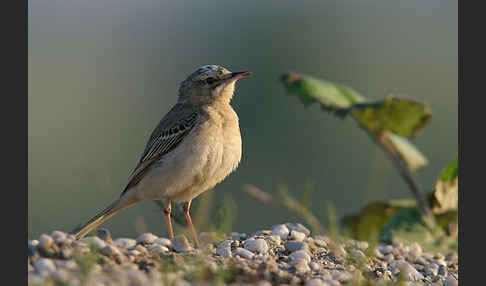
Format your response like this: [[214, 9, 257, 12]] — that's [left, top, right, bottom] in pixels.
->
[[121, 105, 199, 193]]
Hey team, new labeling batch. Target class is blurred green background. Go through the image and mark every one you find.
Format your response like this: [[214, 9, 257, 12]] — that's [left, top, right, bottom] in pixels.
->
[[28, 0, 457, 239]]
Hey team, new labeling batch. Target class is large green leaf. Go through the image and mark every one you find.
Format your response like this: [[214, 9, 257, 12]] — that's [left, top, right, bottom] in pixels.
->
[[281, 73, 432, 138], [351, 95, 432, 138], [280, 73, 364, 111]]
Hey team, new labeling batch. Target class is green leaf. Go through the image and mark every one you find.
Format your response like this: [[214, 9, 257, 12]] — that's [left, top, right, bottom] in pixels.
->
[[280, 73, 364, 111], [379, 207, 457, 253], [431, 155, 459, 214], [383, 132, 429, 172], [351, 95, 432, 138], [280, 73, 432, 138], [438, 155, 458, 182]]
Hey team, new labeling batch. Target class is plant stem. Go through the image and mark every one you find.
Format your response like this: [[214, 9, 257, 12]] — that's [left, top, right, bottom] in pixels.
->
[[375, 133, 435, 226]]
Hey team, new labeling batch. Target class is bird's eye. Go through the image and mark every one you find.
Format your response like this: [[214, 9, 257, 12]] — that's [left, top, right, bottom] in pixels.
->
[[205, 77, 217, 85]]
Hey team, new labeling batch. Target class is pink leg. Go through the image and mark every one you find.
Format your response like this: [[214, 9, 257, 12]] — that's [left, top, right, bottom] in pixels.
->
[[183, 200, 200, 248], [163, 201, 174, 239]]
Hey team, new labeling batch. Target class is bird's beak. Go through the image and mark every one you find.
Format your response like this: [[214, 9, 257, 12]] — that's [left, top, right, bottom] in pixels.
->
[[225, 71, 251, 83]]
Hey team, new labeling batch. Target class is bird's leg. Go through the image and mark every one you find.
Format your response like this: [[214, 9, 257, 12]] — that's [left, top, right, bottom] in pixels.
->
[[183, 200, 200, 248], [163, 200, 174, 239]]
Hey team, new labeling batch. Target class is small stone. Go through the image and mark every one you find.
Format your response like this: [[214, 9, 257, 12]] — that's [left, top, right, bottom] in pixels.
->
[[172, 236, 193, 253], [79, 236, 106, 251], [444, 275, 458, 286], [289, 250, 311, 264], [293, 259, 311, 274], [289, 230, 306, 242], [438, 264, 447, 277], [306, 278, 330, 286], [101, 244, 122, 257], [379, 244, 393, 255], [134, 244, 149, 255], [136, 232, 158, 244], [269, 235, 281, 245], [96, 228, 112, 242], [39, 234, 53, 250], [415, 257, 427, 265], [50, 231, 67, 243], [356, 241, 369, 251], [313, 238, 327, 248], [216, 240, 232, 257], [425, 263, 439, 277], [334, 272, 353, 283], [115, 238, 137, 249], [233, 247, 254, 259], [34, 258, 56, 275], [128, 250, 140, 256], [351, 249, 367, 263], [52, 269, 69, 283], [147, 244, 169, 253], [154, 238, 172, 248], [395, 261, 424, 281], [243, 238, 269, 254], [228, 232, 248, 241], [309, 261, 320, 271], [408, 242, 422, 259], [270, 224, 290, 240], [284, 241, 308, 252], [286, 223, 311, 236]]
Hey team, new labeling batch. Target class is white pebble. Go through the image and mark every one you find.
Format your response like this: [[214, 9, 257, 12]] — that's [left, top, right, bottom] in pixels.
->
[[306, 278, 330, 286], [136, 233, 158, 244], [171, 236, 193, 253], [243, 238, 269, 254], [115, 238, 137, 249], [153, 238, 172, 248], [409, 242, 422, 259], [270, 224, 290, 240], [289, 250, 311, 264], [39, 234, 53, 249], [147, 244, 169, 253], [289, 231, 306, 242], [233, 247, 254, 259], [34, 258, 56, 275]]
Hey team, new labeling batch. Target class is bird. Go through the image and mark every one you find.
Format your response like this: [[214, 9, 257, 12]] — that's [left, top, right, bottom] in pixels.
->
[[72, 65, 251, 247]]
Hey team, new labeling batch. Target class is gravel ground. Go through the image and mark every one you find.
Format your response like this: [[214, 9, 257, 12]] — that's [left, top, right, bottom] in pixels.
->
[[28, 223, 458, 286]]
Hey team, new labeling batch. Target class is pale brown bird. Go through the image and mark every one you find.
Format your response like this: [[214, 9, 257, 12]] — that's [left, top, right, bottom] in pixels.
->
[[73, 65, 250, 246]]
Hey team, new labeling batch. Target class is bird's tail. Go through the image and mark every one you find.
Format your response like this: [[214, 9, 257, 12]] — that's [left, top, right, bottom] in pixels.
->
[[72, 197, 134, 240]]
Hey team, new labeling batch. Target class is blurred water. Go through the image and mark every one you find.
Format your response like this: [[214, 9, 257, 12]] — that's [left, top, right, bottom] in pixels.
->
[[28, 0, 457, 239]]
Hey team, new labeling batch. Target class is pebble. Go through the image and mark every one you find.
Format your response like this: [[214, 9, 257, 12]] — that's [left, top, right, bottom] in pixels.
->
[[39, 234, 53, 250], [293, 259, 311, 274], [444, 275, 458, 286], [408, 242, 422, 259], [286, 223, 311, 236], [244, 238, 269, 254], [289, 250, 311, 264], [101, 244, 122, 257], [309, 261, 320, 271], [115, 238, 137, 249], [228, 232, 248, 241], [394, 261, 424, 281], [153, 238, 172, 248], [136, 233, 158, 244], [233, 247, 255, 259], [34, 258, 56, 275], [270, 224, 290, 240], [216, 240, 232, 257], [51, 231, 67, 243], [306, 278, 331, 286], [289, 230, 306, 242], [284, 241, 308, 252], [147, 244, 169, 253], [96, 228, 112, 242], [171, 236, 193, 253], [269, 235, 281, 245]]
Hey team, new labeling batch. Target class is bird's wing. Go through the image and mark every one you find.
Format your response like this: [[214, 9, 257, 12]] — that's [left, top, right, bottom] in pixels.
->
[[121, 104, 199, 194]]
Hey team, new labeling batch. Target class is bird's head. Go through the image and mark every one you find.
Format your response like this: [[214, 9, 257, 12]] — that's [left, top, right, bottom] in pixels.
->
[[178, 65, 251, 104]]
